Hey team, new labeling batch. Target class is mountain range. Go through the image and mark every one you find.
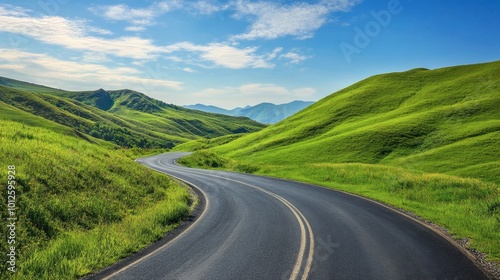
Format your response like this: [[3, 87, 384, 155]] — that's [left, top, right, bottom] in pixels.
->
[[184, 100, 314, 124], [0, 76, 265, 148]]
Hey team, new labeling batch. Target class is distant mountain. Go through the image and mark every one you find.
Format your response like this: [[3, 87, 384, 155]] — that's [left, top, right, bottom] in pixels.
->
[[184, 104, 239, 115], [184, 101, 314, 124]]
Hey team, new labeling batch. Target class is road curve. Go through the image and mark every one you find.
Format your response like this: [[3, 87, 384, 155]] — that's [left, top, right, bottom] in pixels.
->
[[98, 152, 488, 280]]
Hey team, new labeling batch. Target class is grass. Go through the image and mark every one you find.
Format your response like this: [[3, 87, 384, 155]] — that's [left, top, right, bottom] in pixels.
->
[[172, 134, 248, 152], [0, 75, 265, 279], [180, 151, 500, 262], [178, 61, 500, 262], [0, 77, 266, 148], [0, 120, 191, 279]]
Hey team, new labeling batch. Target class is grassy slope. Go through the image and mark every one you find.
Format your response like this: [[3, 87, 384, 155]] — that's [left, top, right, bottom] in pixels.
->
[[0, 77, 266, 279], [180, 61, 500, 262], [0, 118, 191, 279], [0, 77, 266, 148], [213, 61, 500, 183]]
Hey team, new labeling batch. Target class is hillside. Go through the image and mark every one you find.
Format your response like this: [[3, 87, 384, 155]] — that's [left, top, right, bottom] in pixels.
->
[[211, 61, 500, 184], [0, 75, 268, 278], [179, 61, 500, 265], [0, 76, 267, 278], [0, 118, 191, 279], [184, 100, 314, 124], [0, 77, 266, 148]]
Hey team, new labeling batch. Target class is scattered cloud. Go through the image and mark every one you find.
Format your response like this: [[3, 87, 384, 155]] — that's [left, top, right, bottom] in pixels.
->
[[89, 1, 182, 31], [0, 4, 31, 17], [82, 52, 111, 63], [0, 9, 279, 69], [190, 0, 229, 15], [125, 26, 146, 32], [231, 0, 360, 40], [280, 51, 309, 64], [0, 12, 161, 59], [0, 48, 183, 91], [231, 1, 329, 40], [164, 42, 275, 69], [267, 47, 284, 60], [0, 1, 354, 107]]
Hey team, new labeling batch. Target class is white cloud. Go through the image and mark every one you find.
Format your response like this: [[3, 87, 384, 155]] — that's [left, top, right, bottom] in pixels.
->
[[280, 51, 309, 64], [90, 1, 182, 31], [231, 0, 361, 40], [199, 43, 273, 69], [0, 9, 278, 69], [0, 4, 31, 17], [183, 67, 196, 73], [267, 47, 283, 60], [0, 13, 162, 59], [82, 52, 111, 63], [125, 26, 146, 32], [0, 48, 183, 91], [190, 0, 229, 14], [164, 42, 275, 69], [320, 0, 361, 11], [192, 83, 317, 108], [232, 1, 329, 40]]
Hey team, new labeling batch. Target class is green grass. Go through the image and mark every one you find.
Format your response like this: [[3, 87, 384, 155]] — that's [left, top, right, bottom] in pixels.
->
[[179, 61, 500, 262], [172, 134, 248, 152], [0, 75, 265, 279], [210, 61, 500, 182], [0, 77, 266, 148], [0, 120, 191, 279]]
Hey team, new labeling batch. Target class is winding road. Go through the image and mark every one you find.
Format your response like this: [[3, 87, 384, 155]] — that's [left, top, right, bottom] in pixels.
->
[[95, 152, 488, 280]]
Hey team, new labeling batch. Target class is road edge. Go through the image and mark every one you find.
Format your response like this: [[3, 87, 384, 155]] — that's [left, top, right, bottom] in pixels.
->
[[81, 163, 207, 280], [176, 162, 498, 280], [242, 172, 499, 280]]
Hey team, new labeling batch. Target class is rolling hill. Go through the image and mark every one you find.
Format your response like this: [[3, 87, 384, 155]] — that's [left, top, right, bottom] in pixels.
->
[[0, 77, 266, 148], [179, 60, 500, 265], [184, 100, 314, 124], [211, 60, 500, 184], [0, 76, 267, 278]]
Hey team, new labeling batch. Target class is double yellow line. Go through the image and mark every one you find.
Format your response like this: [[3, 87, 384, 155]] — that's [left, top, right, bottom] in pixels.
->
[[166, 161, 315, 280], [105, 157, 315, 280]]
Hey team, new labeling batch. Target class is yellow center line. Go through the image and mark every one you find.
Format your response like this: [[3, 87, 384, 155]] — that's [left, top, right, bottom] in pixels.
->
[[164, 162, 315, 280]]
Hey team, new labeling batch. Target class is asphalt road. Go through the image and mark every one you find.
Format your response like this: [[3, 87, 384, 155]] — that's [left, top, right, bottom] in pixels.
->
[[99, 152, 488, 280]]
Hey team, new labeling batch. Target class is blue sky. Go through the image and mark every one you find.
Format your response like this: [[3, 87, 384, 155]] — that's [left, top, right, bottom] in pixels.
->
[[0, 0, 498, 109]]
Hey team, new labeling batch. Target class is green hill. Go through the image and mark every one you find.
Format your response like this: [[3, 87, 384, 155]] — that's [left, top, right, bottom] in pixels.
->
[[0, 76, 266, 279], [179, 61, 500, 264], [0, 118, 192, 279], [212, 60, 500, 184], [0, 77, 266, 148]]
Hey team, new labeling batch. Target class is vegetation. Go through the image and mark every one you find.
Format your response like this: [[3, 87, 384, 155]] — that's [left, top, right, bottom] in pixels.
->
[[172, 134, 247, 152], [0, 75, 265, 279], [0, 77, 266, 149], [0, 119, 191, 279], [178, 61, 500, 262]]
